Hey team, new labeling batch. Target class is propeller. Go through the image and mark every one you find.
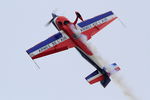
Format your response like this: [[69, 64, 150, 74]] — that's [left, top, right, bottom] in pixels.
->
[[75, 11, 83, 21], [45, 13, 58, 26], [74, 11, 84, 25]]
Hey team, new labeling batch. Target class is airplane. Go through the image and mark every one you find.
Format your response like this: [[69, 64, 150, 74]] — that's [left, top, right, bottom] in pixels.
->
[[26, 11, 120, 88]]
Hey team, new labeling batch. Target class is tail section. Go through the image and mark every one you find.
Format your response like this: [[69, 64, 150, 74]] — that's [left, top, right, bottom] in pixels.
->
[[85, 70, 111, 88], [85, 63, 120, 87], [100, 74, 111, 88], [105, 63, 120, 76], [85, 70, 104, 84]]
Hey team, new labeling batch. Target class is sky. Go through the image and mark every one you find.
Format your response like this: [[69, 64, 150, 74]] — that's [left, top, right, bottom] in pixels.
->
[[0, 0, 150, 100]]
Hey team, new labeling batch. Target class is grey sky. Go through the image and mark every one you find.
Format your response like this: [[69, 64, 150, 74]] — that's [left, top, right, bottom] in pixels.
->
[[0, 0, 150, 100]]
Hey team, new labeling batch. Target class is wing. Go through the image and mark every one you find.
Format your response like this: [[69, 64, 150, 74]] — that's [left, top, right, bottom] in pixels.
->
[[26, 31, 75, 59], [77, 11, 117, 40]]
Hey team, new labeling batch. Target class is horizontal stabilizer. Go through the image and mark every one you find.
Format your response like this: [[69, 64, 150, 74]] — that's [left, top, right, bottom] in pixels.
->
[[85, 63, 120, 87], [85, 70, 104, 84]]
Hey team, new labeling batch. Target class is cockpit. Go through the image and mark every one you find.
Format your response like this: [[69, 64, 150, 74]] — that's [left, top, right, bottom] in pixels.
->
[[55, 16, 71, 30], [64, 21, 70, 25], [57, 20, 70, 26]]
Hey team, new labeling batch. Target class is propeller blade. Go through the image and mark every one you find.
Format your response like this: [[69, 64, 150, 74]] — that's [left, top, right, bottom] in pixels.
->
[[52, 13, 58, 18], [45, 17, 55, 26], [75, 11, 81, 17], [45, 13, 58, 26], [75, 11, 83, 21]]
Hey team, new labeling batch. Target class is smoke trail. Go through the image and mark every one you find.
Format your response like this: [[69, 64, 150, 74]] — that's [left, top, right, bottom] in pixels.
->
[[111, 74, 139, 100], [88, 43, 139, 100], [70, 24, 139, 99], [81, 38, 139, 100]]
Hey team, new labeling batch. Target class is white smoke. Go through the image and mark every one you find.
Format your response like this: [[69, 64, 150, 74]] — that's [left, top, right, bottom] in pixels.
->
[[88, 43, 139, 100], [70, 24, 139, 99], [111, 74, 139, 100], [79, 33, 139, 100]]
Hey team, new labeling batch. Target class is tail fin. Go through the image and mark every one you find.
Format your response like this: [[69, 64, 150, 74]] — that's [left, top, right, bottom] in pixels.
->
[[105, 63, 120, 75], [85, 63, 120, 87], [100, 74, 111, 88]]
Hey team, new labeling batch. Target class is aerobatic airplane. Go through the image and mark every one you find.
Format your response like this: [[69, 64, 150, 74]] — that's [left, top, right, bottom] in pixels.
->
[[26, 11, 120, 88]]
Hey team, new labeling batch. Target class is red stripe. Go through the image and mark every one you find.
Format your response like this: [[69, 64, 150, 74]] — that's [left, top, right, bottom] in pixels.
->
[[82, 17, 117, 40], [32, 46, 68, 59], [115, 67, 120, 71], [32, 39, 75, 59], [89, 75, 104, 84]]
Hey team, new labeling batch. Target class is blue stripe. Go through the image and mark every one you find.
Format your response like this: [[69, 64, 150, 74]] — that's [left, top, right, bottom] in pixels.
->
[[26, 32, 62, 54], [78, 11, 113, 27], [85, 70, 99, 80], [110, 63, 117, 68], [111, 63, 117, 66]]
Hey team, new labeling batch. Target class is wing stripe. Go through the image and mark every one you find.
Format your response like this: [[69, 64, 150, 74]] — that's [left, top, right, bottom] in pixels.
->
[[26, 32, 62, 54], [85, 70, 104, 84], [78, 11, 113, 27], [85, 70, 100, 80], [88, 75, 104, 84]]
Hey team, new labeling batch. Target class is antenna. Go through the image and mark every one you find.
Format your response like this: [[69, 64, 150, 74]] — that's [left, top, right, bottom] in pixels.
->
[[117, 17, 127, 28], [114, 13, 127, 28], [26, 51, 41, 71], [32, 60, 40, 70]]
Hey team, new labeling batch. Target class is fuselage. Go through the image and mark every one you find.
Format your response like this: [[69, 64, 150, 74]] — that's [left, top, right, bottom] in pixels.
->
[[55, 16, 93, 56], [54, 16, 107, 73]]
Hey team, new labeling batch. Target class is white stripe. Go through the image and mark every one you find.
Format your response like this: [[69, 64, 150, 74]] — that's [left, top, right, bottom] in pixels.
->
[[29, 31, 69, 57], [78, 15, 116, 32], [87, 72, 102, 82]]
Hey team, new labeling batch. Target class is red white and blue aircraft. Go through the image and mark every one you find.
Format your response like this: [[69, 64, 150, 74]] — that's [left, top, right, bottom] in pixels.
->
[[26, 11, 120, 88]]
